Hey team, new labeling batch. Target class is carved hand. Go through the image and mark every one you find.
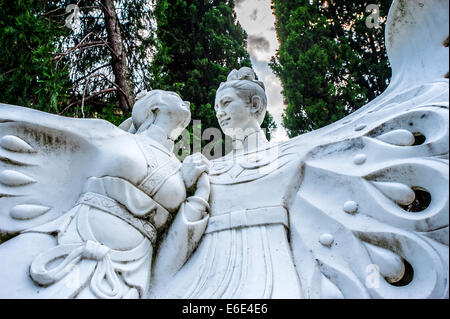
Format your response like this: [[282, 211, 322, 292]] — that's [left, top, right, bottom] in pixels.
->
[[181, 152, 210, 190]]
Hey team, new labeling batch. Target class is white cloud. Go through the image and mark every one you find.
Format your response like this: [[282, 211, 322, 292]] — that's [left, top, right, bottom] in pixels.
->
[[234, 0, 289, 142]]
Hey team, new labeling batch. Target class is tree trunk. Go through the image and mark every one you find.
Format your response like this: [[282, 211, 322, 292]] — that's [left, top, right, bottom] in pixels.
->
[[101, 0, 134, 112]]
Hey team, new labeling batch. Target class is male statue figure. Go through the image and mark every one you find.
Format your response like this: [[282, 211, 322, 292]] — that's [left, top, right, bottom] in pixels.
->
[[149, 1, 448, 299]]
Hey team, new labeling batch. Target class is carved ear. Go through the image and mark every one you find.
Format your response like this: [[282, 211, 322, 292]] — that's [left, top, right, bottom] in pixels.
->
[[150, 104, 160, 115], [251, 95, 262, 114]]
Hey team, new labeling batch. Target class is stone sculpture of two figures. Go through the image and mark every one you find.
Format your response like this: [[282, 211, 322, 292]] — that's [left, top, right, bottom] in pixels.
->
[[0, 0, 448, 299]]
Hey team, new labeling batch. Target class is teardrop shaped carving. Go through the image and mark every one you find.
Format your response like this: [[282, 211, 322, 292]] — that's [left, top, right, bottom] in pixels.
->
[[0, 135, 35, 153], [376, 129, 415, 146], [371, 181, 415, 206], [363, 242, 405, 284], [10, 204, 51, 220], [0, 170, 36, 186]]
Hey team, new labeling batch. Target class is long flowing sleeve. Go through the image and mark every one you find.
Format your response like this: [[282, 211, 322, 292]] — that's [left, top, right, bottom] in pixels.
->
[[152, 197, 209, 279]]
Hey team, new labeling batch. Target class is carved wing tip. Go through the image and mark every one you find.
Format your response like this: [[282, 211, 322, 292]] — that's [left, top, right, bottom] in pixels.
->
[[0, 135, 36, 153], [0, 170, 36, 187], [9, 204, 51, 220]]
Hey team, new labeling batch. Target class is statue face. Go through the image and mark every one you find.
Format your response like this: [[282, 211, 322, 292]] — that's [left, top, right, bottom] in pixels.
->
[[133, 91, 190, 139], [215, 87, 254, 134], [156, 92, 191, 139]]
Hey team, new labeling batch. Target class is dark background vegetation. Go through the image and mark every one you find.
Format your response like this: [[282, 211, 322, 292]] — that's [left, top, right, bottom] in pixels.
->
[[270, 0, 391, 137], [0, 0, 391, 140]]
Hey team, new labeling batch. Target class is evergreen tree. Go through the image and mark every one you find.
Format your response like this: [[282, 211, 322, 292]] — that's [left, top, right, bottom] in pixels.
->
[[54, 0, 154, 121], [150, 0, 274, 145], [270, 0, 392, 137], [0, 0, 69, 112], [1, 0, 275, 142], [1, 0, 154, 125]]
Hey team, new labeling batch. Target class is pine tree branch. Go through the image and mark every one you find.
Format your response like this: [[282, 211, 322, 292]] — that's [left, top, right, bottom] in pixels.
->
[[73, 63, 111, 84], [54, 32, 119, 61], [87, 73, 133, 110], [54, 41, 107, 58], [60, 87, 117, 115]]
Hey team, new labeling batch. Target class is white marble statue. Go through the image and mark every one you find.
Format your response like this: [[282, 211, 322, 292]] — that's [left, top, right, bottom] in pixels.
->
[[0, 0, 448, 299], [148, 0, 449, 299], [0, 90, 212, 298]]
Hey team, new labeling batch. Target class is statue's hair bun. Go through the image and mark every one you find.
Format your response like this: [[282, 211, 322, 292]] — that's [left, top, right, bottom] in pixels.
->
[[227, 67, 255, 81], [226, 67, 265, 91]]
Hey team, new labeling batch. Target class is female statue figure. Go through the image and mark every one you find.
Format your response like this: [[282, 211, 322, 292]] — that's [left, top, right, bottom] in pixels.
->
[[0, 90, 211, 299]]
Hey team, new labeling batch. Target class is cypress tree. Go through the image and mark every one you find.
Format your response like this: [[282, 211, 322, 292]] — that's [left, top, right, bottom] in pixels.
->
[[150, 0, 275, 147], [0, 0, 154, 125], [0, 0, 69, 112], [270, 0, 392, 137]]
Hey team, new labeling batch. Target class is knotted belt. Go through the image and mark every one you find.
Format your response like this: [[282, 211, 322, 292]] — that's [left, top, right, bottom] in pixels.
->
[[205, 205, 289, 234], [30, 239, 151, 298], [29, 197, 152, 299]]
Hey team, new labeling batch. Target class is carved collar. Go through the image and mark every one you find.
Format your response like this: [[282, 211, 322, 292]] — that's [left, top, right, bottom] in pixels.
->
[[232, 129, 269, 153]]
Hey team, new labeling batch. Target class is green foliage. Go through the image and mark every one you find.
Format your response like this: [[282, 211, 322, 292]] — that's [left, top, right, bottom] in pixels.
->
[[0, 232, 14, 244], [0, 0, 70, 112], [150, 0, 275, 141], [0, 0, 154, 118], [262, 112, 277, 140], [1, 0, 275, 148], [270, 0, 392, 137], [54, 0, 154, 117]]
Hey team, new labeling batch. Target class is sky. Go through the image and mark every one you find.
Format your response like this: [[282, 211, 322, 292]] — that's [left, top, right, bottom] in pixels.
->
[[234, 0, 289, 142]]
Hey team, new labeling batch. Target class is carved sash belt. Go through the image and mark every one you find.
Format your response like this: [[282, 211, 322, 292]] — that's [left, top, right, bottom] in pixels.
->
[[30, 238, 151, 299], [205, 205, 289, 234], [29, 200, 153, 299], [78, 192, 158, 244]]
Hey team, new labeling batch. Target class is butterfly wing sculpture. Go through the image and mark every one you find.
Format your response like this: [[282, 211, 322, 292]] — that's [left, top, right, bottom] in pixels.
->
[[284, 0, 448, 298], [0, 0, 447, 300], [0, 104, 128, 235]]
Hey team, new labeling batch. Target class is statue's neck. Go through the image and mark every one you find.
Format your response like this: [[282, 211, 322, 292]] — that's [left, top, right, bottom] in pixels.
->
[[139, 124, 174, 153], [232, 129, 268, 154]]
